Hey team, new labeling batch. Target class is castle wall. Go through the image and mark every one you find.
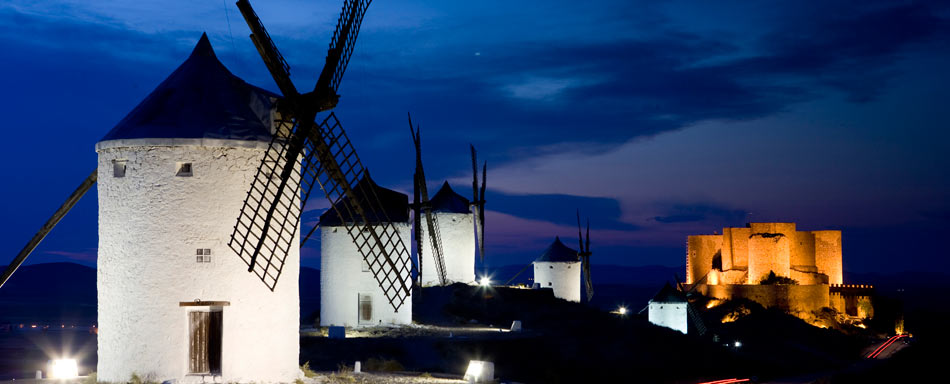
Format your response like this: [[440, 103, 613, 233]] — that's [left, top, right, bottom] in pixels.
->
[[791, 231, 817, 273], [687, 235, 722, 284], [321, 223, 413, 328], [746, 223, 798, 283], [705, 284, 830, 313], [97, 141, 300, 383], [723, 227, 751, 271], [419, 212, 476, 286], [533, 261, 581, 302], [813, 230, 843, 285]]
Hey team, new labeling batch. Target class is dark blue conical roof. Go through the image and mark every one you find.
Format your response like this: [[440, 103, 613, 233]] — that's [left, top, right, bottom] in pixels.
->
[[429, 181, 470, 214], [99, 33, 278, 143], [319, 172, 409, 226], [535, 237, 580, 263], [650, 282, 687, 303]]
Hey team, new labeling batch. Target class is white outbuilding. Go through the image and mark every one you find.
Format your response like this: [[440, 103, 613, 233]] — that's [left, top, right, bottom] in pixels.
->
[[319, 174, 413, 328], [96, 34, 300, 383], [532, 237, 581, 302], [419, 181, 476, 286], [648, 283, 688, 334]]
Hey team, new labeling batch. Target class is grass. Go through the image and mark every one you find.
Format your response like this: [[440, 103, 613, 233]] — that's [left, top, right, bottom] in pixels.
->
[[364, 357, 403, 372], [301, 361, 318, 378]]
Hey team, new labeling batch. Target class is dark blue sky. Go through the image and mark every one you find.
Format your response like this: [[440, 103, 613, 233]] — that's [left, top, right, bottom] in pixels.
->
[[1, 0, 948, 274]]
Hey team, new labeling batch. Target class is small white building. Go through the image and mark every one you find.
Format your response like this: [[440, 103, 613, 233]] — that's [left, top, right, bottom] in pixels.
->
[[97, 34, 300, 383], [419, 181, 476, 286], [319, 174, 413, 327], [648, 283, 688, 334], [532, 237, 581, 302]]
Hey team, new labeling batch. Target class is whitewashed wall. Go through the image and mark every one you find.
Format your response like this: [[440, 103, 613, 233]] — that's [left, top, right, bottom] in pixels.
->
[[533, 261, 581, 302], [97, 139, 300, 383], [419, 212, 475, 286], [648, 302, 688, 334], [320, 223, 412, 327]]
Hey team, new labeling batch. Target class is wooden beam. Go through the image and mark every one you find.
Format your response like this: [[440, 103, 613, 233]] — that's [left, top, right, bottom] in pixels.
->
[[179, 301, 231, 307]]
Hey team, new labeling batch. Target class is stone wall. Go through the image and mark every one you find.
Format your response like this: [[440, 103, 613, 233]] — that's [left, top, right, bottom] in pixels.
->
[[687, 235, 721, 284], [813, 230, 843, 285], [704, 284, 830, 313]]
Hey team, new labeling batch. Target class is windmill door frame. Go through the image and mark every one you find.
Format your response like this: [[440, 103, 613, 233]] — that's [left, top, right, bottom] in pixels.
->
[[180, 302, 228, 376]]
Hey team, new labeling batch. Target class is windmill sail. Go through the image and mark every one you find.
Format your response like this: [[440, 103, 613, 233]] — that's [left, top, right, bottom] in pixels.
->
[[470, 146, 486, 262], [577, 210, 594, 302], [410, 118, 448, 285], [230, 0, 412, 311]]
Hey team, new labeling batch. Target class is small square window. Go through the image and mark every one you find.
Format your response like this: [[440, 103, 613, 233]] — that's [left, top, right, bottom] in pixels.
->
[[195, 248, 211, 263], [113, 160, 127, 178], [361, 259, 370, 272], [548, 282, 552, 286], [177, 162, 193, 177]]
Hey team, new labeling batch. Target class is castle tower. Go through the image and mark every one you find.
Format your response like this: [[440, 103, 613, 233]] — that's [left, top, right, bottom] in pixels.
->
[[648, 283, 688, 334], [532, 237, 581, 302], [319, 174, 412, 327], [96, 34, 300, 382], [419, 181, 476, 286]]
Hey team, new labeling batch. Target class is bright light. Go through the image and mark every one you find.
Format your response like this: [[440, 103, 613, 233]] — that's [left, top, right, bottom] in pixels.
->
[[464, 360, 494, 383], [734, 341, 742, 348], [479, 277, 491, 287], [49, 359, 78, 379], [618, 306, 628, 315]]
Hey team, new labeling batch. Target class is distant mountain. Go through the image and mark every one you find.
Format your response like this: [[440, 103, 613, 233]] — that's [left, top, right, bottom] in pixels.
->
[[0, 262, 96, 324]]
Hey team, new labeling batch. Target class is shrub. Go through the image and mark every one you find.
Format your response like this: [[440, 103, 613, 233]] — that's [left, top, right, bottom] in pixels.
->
[[301, 361, 317, 378], [364, 357, 404, 372]]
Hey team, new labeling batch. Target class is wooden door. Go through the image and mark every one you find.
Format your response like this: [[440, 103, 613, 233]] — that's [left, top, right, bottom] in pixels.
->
[[358, 294, 372, 324], [189, 311, 223, 374]]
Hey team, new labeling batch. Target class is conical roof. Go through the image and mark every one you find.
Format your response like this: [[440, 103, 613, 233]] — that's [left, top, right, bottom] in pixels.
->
[[319, 172, 409, 226], [650, 282, 687, 303], [99, 33, 279, 143], [535, 236, 580, 263], [429, 181, 470, 214]]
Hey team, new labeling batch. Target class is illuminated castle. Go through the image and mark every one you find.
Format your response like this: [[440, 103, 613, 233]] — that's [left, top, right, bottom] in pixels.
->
[[687, 223, 872, 321]]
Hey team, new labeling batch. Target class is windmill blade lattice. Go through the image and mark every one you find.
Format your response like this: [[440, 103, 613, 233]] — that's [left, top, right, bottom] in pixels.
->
[[230, 0, 412, 311], [410, 120, 448, 285]]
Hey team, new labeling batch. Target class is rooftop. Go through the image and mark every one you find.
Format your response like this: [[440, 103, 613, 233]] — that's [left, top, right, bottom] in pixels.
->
[[99, 33, 278, 143], [535, 237, 580, 263]]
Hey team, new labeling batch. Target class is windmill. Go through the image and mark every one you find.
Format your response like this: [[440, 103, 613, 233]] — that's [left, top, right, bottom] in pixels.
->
[[470, 146, 487, 262], [577, 210, 594, 302], [408, 114, 448, 286], [228, 0, 413, 311]]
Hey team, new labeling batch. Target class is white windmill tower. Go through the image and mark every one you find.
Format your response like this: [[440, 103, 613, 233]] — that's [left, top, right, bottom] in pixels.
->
[[96, 34, 300, 382], [418, 181, 475, 286], [532, 237, 582, 302], [319, 173, 412, 327], [532, 212, 594, 303], [407, 117, 481, 287]]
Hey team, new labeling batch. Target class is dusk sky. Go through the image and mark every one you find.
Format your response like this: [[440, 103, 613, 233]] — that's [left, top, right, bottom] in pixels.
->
[[1, 0, 948, 274]]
